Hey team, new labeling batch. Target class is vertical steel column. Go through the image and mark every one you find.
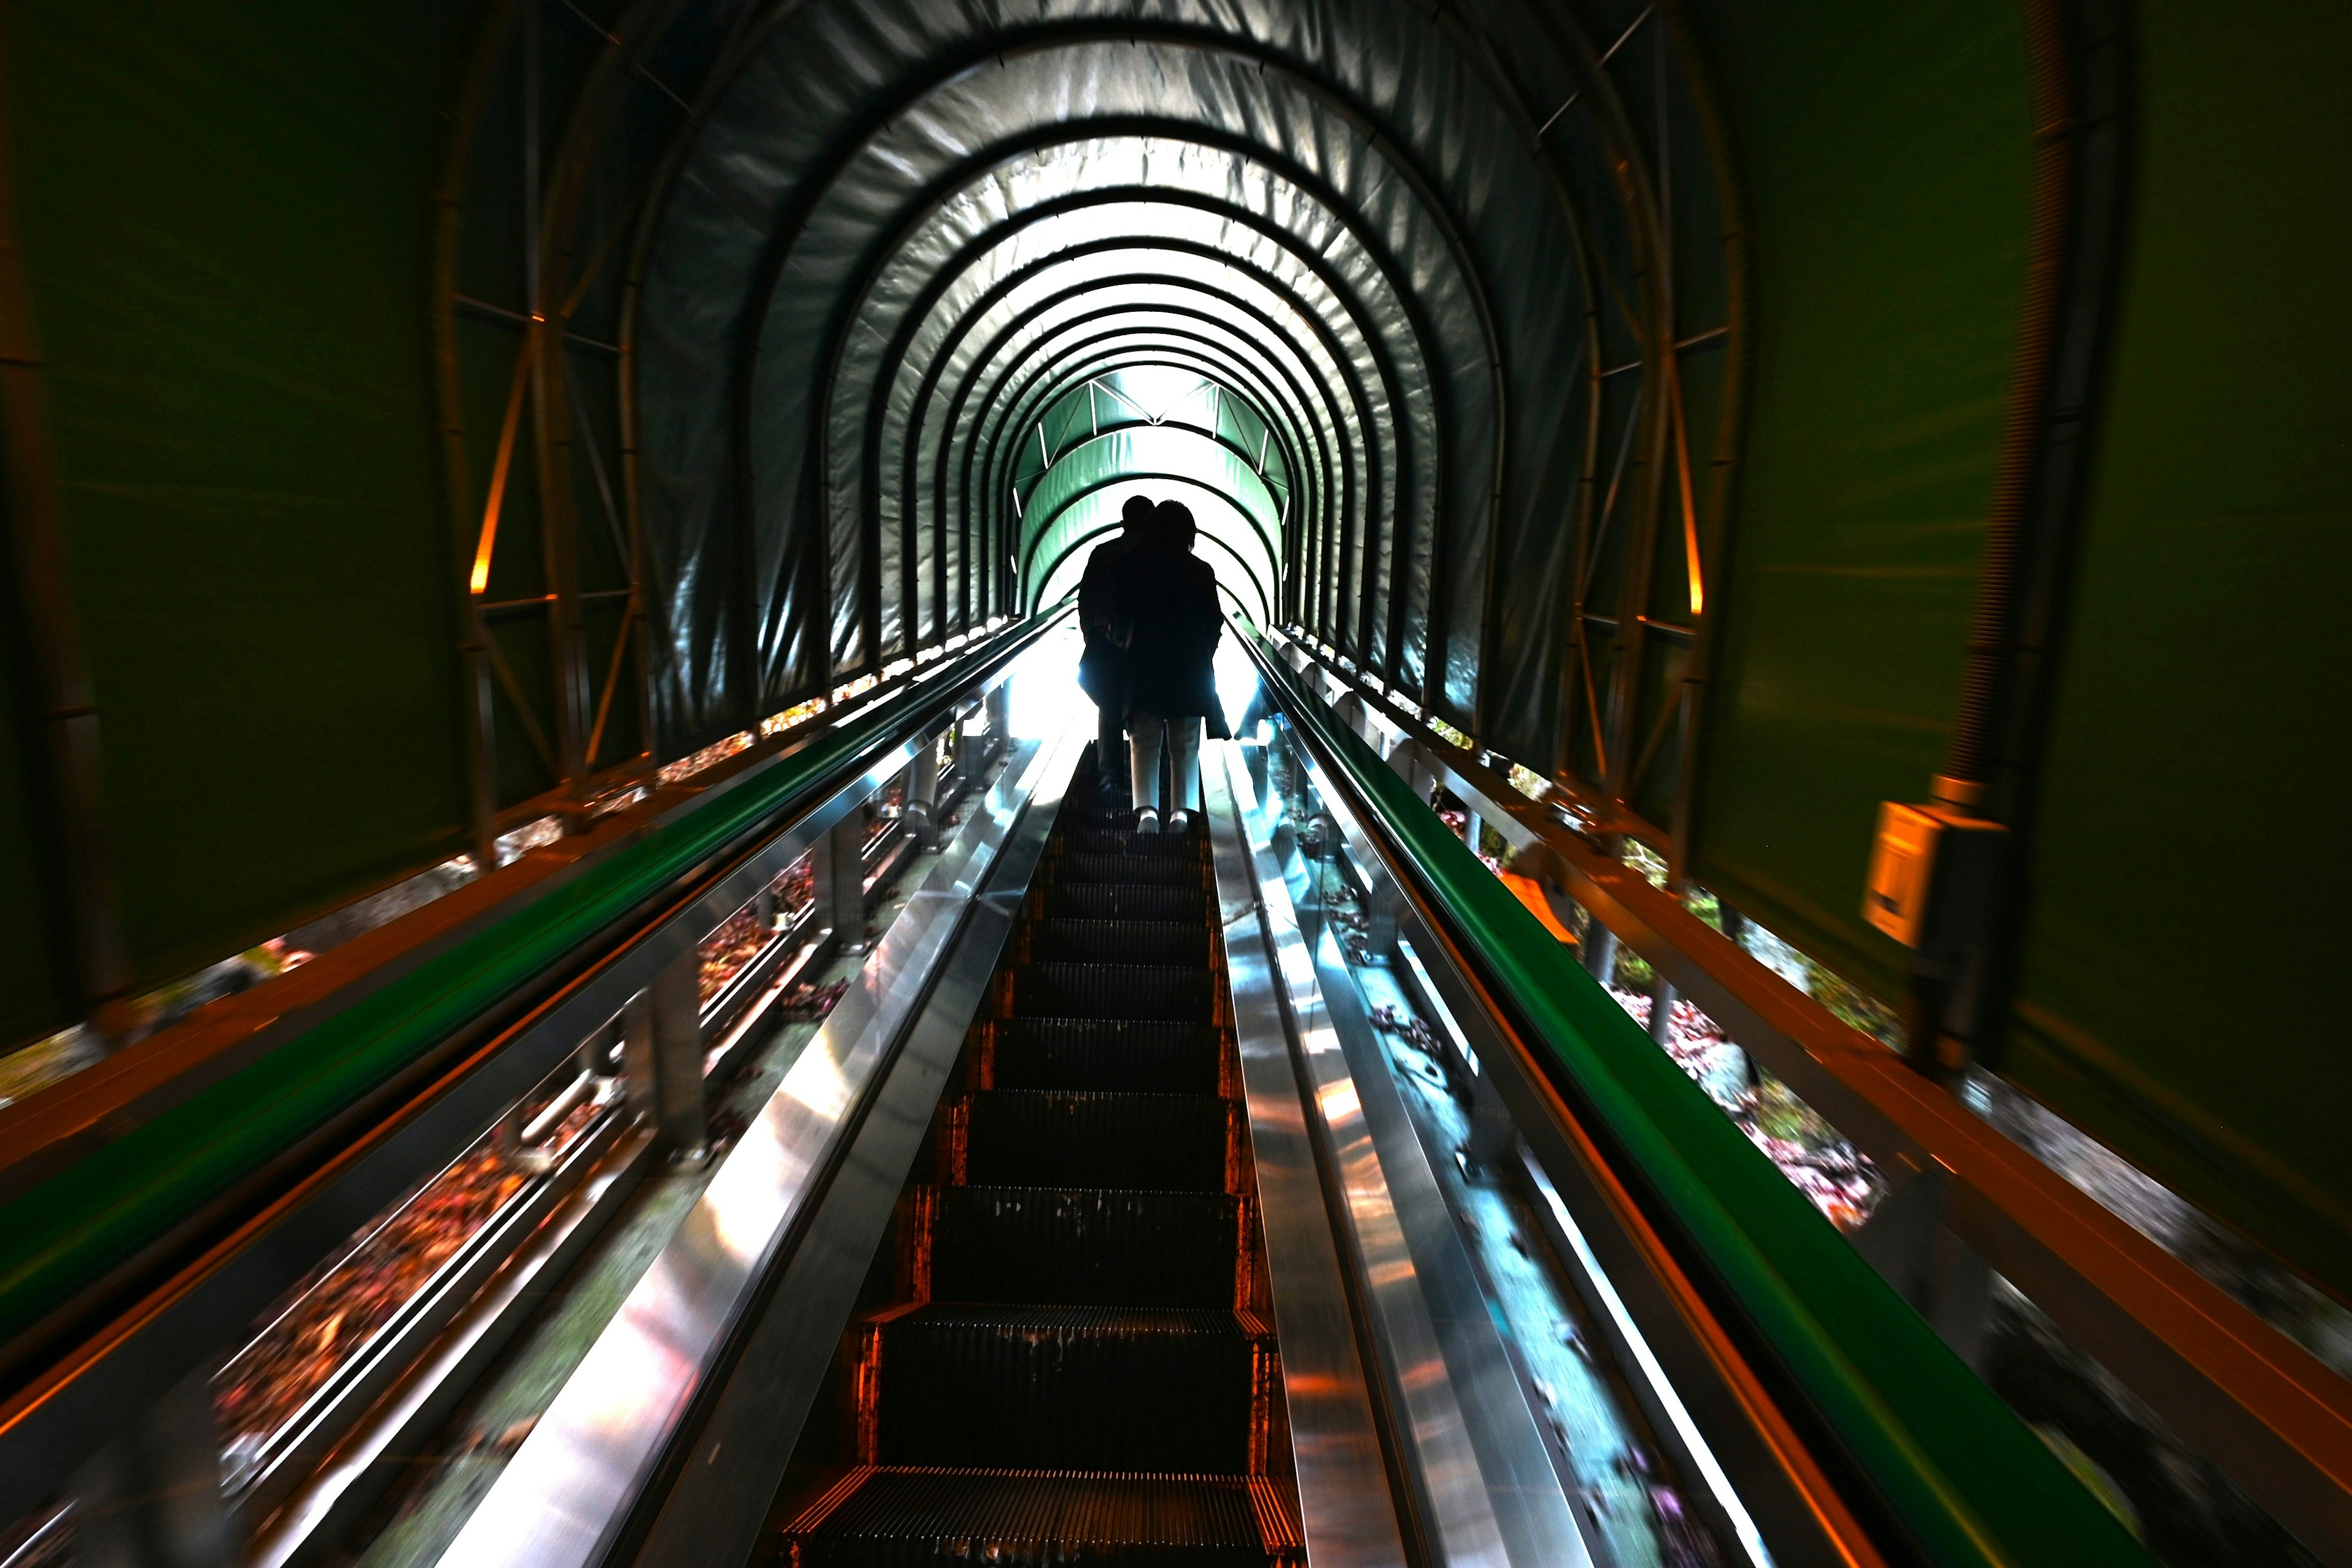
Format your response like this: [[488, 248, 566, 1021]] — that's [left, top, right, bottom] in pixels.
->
[[1850, 1166, 1995, 1371], [0, 96, 132, 1037], [430, 0, 525, 869], [984, 676, 1011, 742], [812, 811, 869, 951], [903, 734, 942, 847], [624, 945, 704, 1161], [521, 2, 592, 794], [1646, 976, 1678, 1046], [1648, 872, 1686, 1044], [1579, 858, 1619, 986], [532, 325, 592, 790], [69, 1368, 233, 1568]]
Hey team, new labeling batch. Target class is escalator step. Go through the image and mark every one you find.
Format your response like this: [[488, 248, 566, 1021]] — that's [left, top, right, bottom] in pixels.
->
[[1058, 827, 1200, 858], [1009, 963, 1213, 1023], [1027, 919, 1212, 967], [1054, 853, 1205, 889], [779, 1468, 1302, 1568], [1042, 884, 1207, 923], [859, 1305, 1274, 1472], [962, 1091, 1235, 1191], [990, 1018, 1224, 1093], [922, 1186, 1246, 1307]]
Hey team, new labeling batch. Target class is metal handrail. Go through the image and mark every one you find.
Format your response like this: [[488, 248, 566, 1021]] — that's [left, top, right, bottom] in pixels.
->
[[0, 614, 1057, 1523], [1268, 629, 2352, 1563], [1241, 625, 2156, 1568]]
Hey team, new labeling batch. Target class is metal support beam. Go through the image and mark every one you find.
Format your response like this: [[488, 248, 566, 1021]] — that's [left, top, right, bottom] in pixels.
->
[[812, 812, 869, 951], [902, 734, 942, 848], [984, 675, 1011, 741], [0, 94, 132, 1038], [69, 1367, 233, 1568], [1852, 1165, 1996, 1373], [1646, 975, 1678, 1047], [624, 946, 704, 1163]]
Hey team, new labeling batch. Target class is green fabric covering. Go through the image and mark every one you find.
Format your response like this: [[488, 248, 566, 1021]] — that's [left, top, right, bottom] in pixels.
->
[[1683, 0, 2034, 999], [2005, 1, 2352, 1297], [4, 0, 480, 1005]]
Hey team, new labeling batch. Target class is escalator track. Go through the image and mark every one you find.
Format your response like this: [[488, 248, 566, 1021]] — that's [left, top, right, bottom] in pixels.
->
[[777, 751, 1304, 1567]]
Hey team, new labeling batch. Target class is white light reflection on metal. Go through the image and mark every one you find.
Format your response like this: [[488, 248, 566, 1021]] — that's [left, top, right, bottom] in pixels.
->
[[1521, 1149, 1771, 1568], [439, 664, 1065, 1568], [1225, 742, 1520, 1559], [1006, 619, 1086, 741], [778, 1039, 854, 1120], [1316, 1079, 1362, 1123], [1395, 937, 1479, 1076]]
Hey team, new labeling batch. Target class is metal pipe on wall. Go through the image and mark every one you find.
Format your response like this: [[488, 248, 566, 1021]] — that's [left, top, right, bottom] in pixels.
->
[[0, 69, 132, 1041]]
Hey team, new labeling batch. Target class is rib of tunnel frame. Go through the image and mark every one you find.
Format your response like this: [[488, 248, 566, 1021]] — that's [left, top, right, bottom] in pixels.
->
[[848, 214, 1404, 663], [856, 178, 1411, 652]]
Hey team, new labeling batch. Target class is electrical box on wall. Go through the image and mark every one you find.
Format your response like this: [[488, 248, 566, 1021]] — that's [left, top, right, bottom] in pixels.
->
[[1863, 802, 2007, 949]]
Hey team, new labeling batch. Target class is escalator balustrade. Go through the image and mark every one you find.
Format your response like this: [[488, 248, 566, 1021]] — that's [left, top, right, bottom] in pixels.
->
[[778, 754, 1304, 1567]]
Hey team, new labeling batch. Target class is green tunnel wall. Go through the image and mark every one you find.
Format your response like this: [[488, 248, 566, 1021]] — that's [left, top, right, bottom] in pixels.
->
[[0, 0, 481, 1041], [1682, 0, 2034, 1011], [2000, 1, 2352, 1292], [1683, 0, 2352, 1295]]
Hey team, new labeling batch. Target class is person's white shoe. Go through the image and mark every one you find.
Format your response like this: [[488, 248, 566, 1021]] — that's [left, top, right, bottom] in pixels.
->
[[1134, 808, 1160, 834], [1167, 809, 1191, 834]]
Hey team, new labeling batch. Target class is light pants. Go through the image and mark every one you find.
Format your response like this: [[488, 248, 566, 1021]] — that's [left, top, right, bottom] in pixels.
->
[[1128, 711, 1202, 815]]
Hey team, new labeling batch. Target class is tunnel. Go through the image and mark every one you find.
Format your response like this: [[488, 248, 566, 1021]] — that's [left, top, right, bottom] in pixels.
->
[[0, 4, 2346, 1568]]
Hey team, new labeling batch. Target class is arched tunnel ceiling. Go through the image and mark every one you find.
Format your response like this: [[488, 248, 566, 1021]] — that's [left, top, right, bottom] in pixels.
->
[[12, 0, 2350, 1318], [625, 3, 1675, 754], [423, 0, 1734, 971]]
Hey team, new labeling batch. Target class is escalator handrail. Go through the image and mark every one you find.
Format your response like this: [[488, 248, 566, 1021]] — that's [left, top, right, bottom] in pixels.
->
[[0, 615, 1057, 1365], [1240, 625, 2155, 1568]]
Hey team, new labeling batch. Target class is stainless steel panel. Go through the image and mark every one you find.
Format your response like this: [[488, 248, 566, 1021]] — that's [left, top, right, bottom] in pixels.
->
[[1202, 743, 1411, 1568], [1208, 742, 1583, 1568], [625, 728, 1084, 1568], [1276, 709, 1876, 1565], [435, 732, 1064, 1568]]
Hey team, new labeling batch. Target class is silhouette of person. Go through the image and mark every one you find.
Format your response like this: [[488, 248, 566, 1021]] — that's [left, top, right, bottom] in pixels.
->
[[1076, 494, 1155, 799], [1111, 499, 1227, 832]]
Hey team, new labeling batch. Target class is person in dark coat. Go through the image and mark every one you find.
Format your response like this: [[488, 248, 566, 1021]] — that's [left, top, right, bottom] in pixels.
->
[[1112, 499, 1228, 832], [1076, 494, 1155, 796]]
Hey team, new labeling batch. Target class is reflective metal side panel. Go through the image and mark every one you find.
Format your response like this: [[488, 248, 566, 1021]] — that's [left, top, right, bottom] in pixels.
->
[[1207, 740, 1588, 1568], [437, 733, 1066, 1568], [624, 728, 1083, 1568], [1204, 742, 1411, 1568]]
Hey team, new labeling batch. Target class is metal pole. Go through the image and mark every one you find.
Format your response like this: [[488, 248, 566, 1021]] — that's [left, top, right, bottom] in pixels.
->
[[522, 4, 592, 799], [69, 1366, 235, 1568], [0, 97, 133, 1038], [813, 811, 869, 952], [904, 734, 943, 847], [431, 0, 529, 870], [624, 946, 705, 1163]]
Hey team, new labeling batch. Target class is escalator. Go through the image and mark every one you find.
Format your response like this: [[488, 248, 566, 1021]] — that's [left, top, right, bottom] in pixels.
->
[[10, 618, 2312, 1568], [776, 752, 1302, 1567]]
